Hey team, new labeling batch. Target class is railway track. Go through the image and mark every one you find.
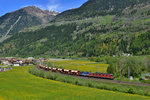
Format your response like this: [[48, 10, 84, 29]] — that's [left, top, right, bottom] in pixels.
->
[[62, 73, 150, 87], [37, 66, 150, 87]]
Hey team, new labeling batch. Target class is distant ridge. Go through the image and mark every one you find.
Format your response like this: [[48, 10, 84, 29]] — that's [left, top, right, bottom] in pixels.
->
[[0, 6, 59, 40], [54, 0, 150, 21]]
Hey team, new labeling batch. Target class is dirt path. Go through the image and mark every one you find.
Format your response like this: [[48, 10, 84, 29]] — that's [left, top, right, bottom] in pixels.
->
[[4, 16, 22, 37], [65, 73, 150, 87]]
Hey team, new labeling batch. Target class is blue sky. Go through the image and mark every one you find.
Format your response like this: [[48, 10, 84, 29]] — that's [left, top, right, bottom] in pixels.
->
[[0, 0, 88, 16]]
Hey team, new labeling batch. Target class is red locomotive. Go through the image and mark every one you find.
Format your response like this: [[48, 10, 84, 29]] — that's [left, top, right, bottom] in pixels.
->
[[89, 73, 114, 80]]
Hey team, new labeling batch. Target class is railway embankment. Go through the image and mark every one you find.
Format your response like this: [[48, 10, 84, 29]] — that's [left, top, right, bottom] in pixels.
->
[[29, 66, 150, 97]]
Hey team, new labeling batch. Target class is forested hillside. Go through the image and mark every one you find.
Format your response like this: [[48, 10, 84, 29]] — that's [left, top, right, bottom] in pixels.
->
[[0, 0, 149, 57], [54, 0, 150, 21], [0, 6, 58, 39]]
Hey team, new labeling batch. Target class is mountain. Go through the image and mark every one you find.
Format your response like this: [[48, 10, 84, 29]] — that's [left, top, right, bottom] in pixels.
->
[[0, 0, 150, 57], [0, 6, 59, 42], [54, 0, 149, 21]]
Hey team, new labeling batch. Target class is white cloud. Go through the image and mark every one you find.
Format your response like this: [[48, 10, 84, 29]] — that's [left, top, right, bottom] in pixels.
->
[[47, 4, 59, 11], [46, 0, 60, 11]]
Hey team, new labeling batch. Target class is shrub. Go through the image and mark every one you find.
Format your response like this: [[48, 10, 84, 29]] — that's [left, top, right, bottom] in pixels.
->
[[127, 88, 136, 94], [58, 78, 66, 82], [87, 82, 93, 87], [89, 56, 95, 61], [103, 85, 111, 90], [95, 85, 104, 89], [112, 87, 119, 91], [74, 80, 82, 86], [39, 70, 45, 78], [45, 73, 53, 79], [75, 80, 79, 85]]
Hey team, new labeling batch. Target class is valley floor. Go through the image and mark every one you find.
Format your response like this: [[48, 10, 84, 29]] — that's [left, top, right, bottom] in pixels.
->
[[0, 66, 150, 100]]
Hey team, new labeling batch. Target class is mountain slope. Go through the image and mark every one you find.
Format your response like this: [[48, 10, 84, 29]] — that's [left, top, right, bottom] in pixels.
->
[[54, 0, 149, 21], [0, 6, 59, 39], [0, 0, 150, 57]]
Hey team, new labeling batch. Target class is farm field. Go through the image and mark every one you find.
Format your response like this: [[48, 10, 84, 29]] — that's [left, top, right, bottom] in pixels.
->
[[0, 66, 150, 100], [48, 59, 108, 73]]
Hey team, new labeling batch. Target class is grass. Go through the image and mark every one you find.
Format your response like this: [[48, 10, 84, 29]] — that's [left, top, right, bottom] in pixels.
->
[[0, 66, 149, 100], [48, 60, 108, 73], [54, 15, 114, 25], [141, 80, 150, 84], [98, 15, 114, 25], [132, 18, 150, 25], [29, 67, 150, 97]]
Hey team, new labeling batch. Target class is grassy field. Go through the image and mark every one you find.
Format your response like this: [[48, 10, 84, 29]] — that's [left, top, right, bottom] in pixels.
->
[[29, 67, 150, 96], [0, 66, 150, 100], [48, 60, 108, 73]]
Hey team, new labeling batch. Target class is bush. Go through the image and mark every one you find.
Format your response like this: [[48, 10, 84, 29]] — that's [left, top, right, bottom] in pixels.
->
[[95, 85, 104, 89], [127, 88, 136, 94], [74, 80, 82, 86], [89, 57, 106, 62], [95, 57, 105, 62], [87, 82, 93, 87], [144, 92, 150, 96], [58, 78, 66, 82], [38, 70, 45, 78], [89, 56, 95, 61], [141, 80, 150, 84], [75, 80, 79, 85], [103, 85, 111, 90], [112, 87, 119, 91], [66, 80, 71, 83], [45, 73, 53, 79]]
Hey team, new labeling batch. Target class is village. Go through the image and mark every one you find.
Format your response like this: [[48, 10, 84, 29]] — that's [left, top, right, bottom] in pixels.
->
[[0, 57, 39, 72]]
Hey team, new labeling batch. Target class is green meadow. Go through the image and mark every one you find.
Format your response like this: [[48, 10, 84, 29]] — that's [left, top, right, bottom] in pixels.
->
[[0, 66, 150, 100], [48, 60, 108, 73]]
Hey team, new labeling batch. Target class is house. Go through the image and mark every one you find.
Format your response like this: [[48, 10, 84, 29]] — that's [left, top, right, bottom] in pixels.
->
[[2, 60, 10, 65], [13, 62, 20, 66], [121, 53, 131, 57], [28, 57, 34, 60], [141, 73, 150, 80]]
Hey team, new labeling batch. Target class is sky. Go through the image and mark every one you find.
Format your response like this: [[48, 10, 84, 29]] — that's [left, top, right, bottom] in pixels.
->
[[0, 0, 88, 16]]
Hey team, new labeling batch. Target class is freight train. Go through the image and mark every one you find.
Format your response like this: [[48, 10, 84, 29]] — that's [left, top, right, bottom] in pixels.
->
[[38, 64, 114, 80]]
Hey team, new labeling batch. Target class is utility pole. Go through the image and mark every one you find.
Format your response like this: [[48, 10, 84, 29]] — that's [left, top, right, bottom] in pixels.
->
[[99, 65, 100, 73], [95, 66, 97, 73], [120, 65, 122, 78], [96, 66, 98, 73], [53, 62, 54, 68], [89, 65, 90, 73], [128, 66, 130, 80], [75, 64, 78, 70], [42, 60, 43, 65]]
